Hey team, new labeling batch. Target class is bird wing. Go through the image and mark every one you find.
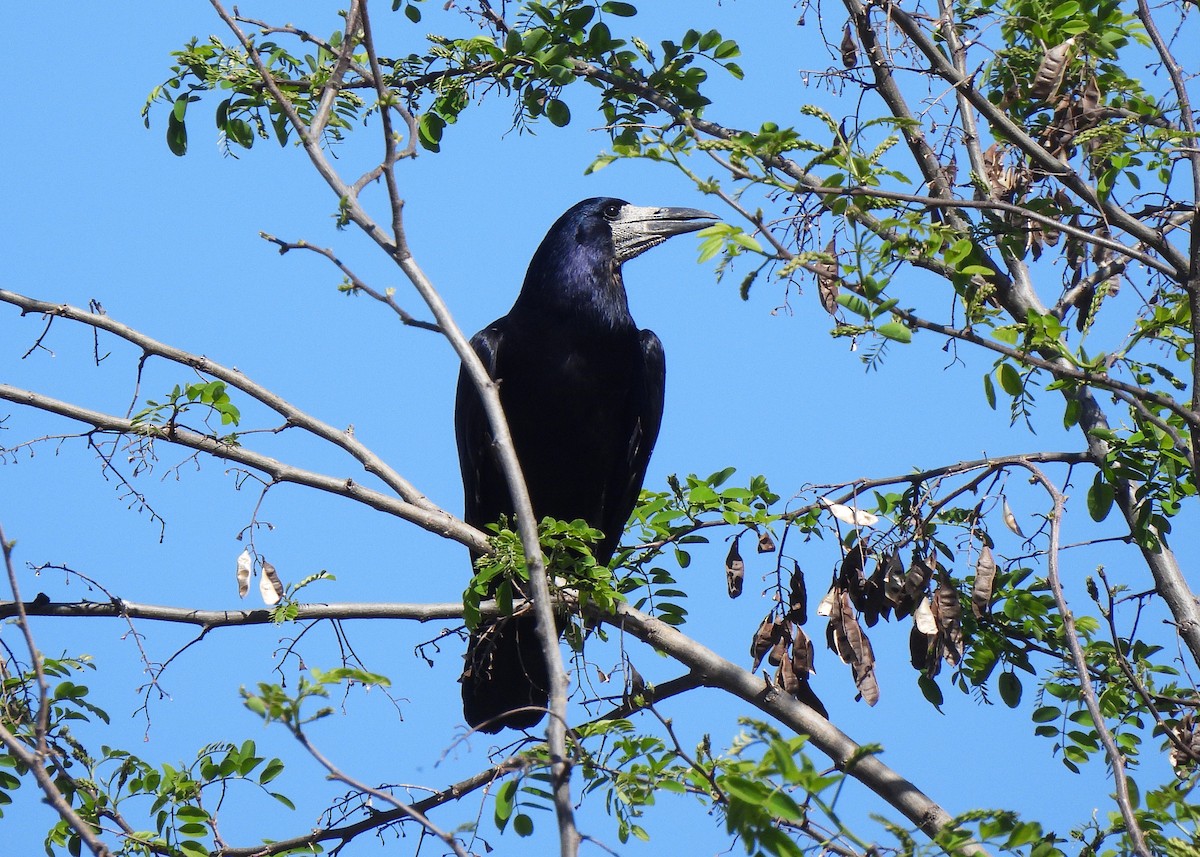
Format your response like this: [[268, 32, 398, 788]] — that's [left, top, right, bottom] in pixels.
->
[[454, 324, 505, 541], [602, 329, 666, 560]]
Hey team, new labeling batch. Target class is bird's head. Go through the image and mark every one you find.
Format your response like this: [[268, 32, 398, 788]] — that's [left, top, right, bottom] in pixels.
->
[[558, 197, 719, 263], [518, 197, 718, 325]]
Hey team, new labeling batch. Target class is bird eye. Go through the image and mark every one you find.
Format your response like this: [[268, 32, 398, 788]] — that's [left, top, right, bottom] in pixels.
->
[[602, 202, 622, 221]]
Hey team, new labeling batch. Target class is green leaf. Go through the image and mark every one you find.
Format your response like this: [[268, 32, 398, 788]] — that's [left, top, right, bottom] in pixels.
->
[[1087, 477, 1115, 522], [418, 113, 445, 153], [713, 39, 740, 59], [998, 671, 1022, 708], [513, 813, 534, 836], [983, 373, 996, 409], [494, 779, 517, 831], [1032, 705, 1061, 723], [545, 98, 571, 127], [167, 113, 188, 157], [601, 1, 637, 16], [259, 758, 285, 785], [876, 321, 912, 344], [918, 674, 944, 709], [997, 363, 1022, 397]]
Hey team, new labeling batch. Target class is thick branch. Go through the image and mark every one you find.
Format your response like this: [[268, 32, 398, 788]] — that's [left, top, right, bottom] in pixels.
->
[[607, 601, 989, 854]]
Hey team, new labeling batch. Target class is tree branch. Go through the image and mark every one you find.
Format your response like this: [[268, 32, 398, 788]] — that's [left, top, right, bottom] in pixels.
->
[[0, 525, 112, 856], [1014, 463, 1150, 856], [606, 600, 990, 854], [0, 289, 440, 512], [205, 6, 579, 848], [0, 383, 488, 554]]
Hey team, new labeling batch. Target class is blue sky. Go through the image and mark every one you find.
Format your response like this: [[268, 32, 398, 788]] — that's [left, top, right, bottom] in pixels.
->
[[1, 2, 1189, 855]]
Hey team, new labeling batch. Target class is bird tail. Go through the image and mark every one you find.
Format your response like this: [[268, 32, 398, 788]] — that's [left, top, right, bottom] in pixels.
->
[[461, 613, 550, 732]]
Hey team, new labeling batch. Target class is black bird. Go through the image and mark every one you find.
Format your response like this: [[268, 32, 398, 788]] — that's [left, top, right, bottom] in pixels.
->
[[455, 197, 716, 732]]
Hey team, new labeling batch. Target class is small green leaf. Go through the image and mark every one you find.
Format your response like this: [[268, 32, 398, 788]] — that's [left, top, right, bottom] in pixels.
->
[[513, 813, 534, 837], [876, 321, 912, 344], [494, 779, 517, 831], [918, 674, 944, 709], [1087, 477, 1115, 522], [545, 98, 571, 127], [167, 114, 188, 157], [997, 363, 1022, 397], [601, 1, 637, 16], [998, 671, 1022, 708], [1032, 705, 1061, 723]]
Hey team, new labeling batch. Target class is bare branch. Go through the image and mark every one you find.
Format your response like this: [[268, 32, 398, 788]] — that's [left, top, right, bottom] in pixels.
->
[[0, 289, 440, 511], [258, 233, 441, 331], [0, 383, 487, 554]]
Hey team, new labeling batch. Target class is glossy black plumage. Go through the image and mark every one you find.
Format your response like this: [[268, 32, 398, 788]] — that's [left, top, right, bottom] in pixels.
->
[[455, 197, 715, 732]]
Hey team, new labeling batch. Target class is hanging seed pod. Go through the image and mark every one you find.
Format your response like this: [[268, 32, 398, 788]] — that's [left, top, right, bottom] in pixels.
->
[[840, 542, 871, 612], [933, 576, 964, 665], [815, 239, 840, 316], [1002, 497, 1026, 537], [751, 614, 778, 671], [777, 652, 802, 695], [259, 559, 284, 606], [1029, 37, 1077, 104], [840, 22, 859, 68], [756, 530, 776, 553], [787, 562, 808, 625], [792, 627, 815, 676], [768, 632, 789, 667], [725, 538, 745, 599], [973, 543, 997, 619], [236, 548, 252, 598]]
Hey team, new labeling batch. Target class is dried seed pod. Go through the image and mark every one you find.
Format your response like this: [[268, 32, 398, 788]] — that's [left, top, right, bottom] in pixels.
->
[[815, 239, 840, 316], [725, 539, 745, 599], [839, 542, 870, 611], [821, 498, 880, 527], [751, 614, 778, 671], [792, 627, 814, 676], [259, 560, 284, 606], [795, 678, 829, 718], [768, 620, 791, 667], [236, 548, 252, 598], [1079, 73, 1103, 123], [756, 530, 776, 554], [1030, 37, 1077, 103], [933, 576, 964, 665], [972, 543, 997, 619], [840, 22, 858, 68], [910, 624, 940, 676], [912, 596, 938, 636], [777, 652, 802, 695], [882, 552, 907, 606], [787, 562, 808, 625], [1002, 497, 1025, 537]]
